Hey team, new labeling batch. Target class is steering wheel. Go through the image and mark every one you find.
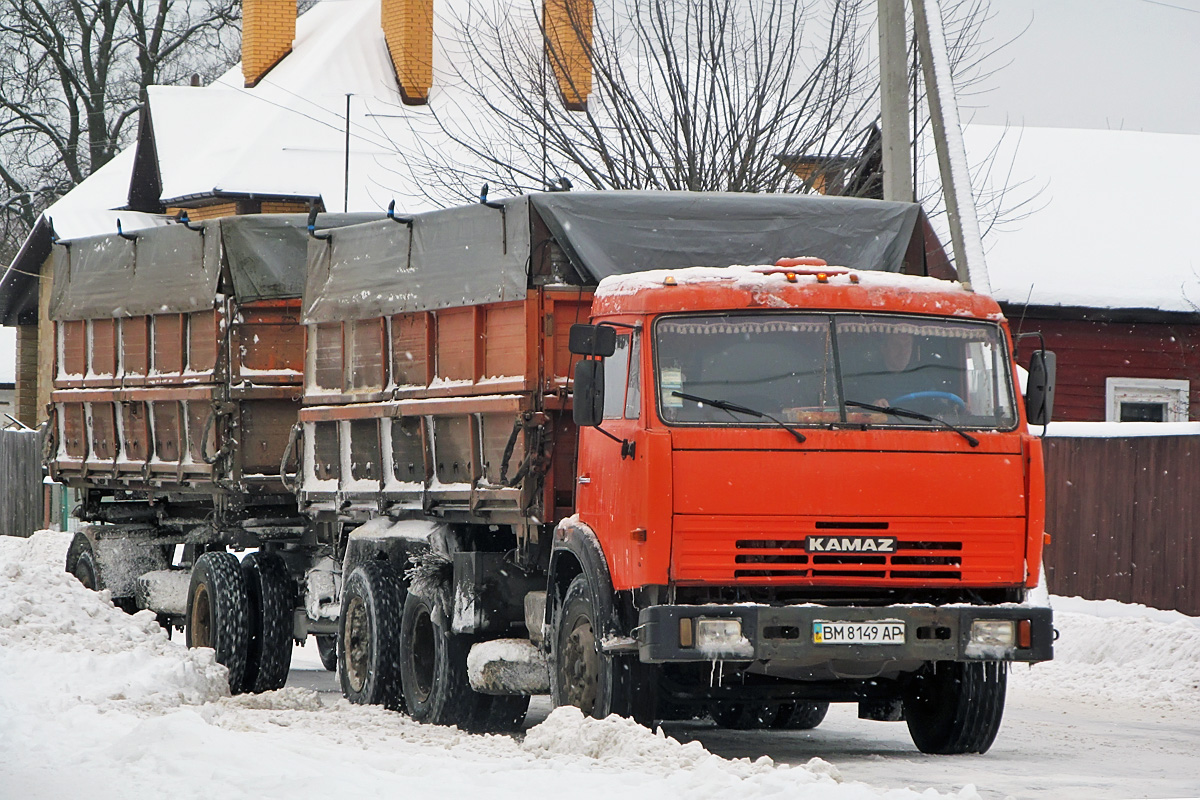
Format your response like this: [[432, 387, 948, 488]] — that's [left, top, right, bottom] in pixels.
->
[[889, 390, 966, 411]]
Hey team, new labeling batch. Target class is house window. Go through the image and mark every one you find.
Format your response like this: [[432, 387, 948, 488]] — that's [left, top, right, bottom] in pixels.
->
[[1105, 378, 1189, 422]]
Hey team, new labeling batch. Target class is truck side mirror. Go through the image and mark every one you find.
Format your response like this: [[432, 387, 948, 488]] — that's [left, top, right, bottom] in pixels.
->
[[1025, 350, 1056, 426], [569, 324, 616, 357], [573, 360, 605, 427]]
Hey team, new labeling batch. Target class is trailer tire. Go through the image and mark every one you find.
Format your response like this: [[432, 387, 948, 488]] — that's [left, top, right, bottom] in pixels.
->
[[476, 694, 531, 733], [240, 552, 294, 693], [186, 551, 251, 695], [316, 635, 338, 671], [66, 532, 99, 591], [904, 661, 1007, 754], [398, 590, 490, 728], [774, 701, 829, 730], [552, 574, 645, 721], [339, 561, 405, 711]]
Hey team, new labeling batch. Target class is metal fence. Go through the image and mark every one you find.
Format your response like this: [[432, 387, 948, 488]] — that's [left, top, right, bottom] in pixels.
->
[[1044, 434, 1199, 615], [0, 426, 42, 538]]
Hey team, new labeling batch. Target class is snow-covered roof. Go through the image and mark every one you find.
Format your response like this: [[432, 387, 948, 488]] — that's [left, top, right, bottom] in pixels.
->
[[965, 124, 1200, 313], [149, 0, 476, 214], [41, 149, 173, 240]]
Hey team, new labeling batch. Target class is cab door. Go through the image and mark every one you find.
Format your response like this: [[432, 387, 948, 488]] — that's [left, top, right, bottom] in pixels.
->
[[575, 328, 662, 590]]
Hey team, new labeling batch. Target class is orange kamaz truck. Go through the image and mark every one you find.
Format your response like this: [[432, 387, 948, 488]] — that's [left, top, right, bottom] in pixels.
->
[[53, 192, 1054, 753]]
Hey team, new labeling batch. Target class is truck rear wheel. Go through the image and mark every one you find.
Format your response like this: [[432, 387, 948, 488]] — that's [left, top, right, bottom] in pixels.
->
[[339, 561, 405, 710], [904, 661, 1007, 754], [398, 590, 490, 729], [186, 551, 251, 694], [240, 552, 294, 693]]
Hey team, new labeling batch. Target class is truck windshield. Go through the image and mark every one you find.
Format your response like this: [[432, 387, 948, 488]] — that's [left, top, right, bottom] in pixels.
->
[[655, 313, 1017, 430]]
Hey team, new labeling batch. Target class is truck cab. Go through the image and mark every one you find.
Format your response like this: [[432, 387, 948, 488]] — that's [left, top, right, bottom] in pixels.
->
[[564, 262, 1054, 753]]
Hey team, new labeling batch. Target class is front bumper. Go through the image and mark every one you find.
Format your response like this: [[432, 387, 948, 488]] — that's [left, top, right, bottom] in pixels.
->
[[637, 603, 1053, 664]]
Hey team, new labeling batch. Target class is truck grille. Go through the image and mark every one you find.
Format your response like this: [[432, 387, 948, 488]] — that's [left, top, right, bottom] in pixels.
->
[[672, 516, 1024, 585], [734, 539, 962, 580]]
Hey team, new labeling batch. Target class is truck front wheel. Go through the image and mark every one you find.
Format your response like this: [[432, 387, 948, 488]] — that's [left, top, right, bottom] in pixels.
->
[[552, 574, 642, 721], [339, 561, 405, 710], [186, 551, 251, 694], [903, 661, 1007, 754]]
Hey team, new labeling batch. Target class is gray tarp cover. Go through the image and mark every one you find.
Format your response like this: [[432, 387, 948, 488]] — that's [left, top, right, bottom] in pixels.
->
[[49, 223, 218, 320], [302, 201, 532, 323], [48, 214, 379, 320], [223, 213, 379, 303], [302, 192, 922, 322], [528, 192, 922, 281]]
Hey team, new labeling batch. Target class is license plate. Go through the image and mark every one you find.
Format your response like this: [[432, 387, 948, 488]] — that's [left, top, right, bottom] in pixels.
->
[[813, 620, 905, 645]]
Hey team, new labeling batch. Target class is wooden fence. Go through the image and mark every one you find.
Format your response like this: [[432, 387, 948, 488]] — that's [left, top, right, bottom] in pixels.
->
[[1044, 434, 1199, 615], [1, 427, 42, 538]]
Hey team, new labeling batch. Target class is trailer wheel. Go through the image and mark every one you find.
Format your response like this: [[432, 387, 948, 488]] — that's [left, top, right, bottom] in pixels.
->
[[316, 635, 338, 671], [398, 590, 490, 728], [240, 552, 294, 693], [904, 661, 1007, 754], [66, 532, 99, 591], [710, 702, 779, 729], [476, 694, 531, 733], [339, 561, 405, 710], [774, 701, 830, 730], [187, 552, 251, 695]]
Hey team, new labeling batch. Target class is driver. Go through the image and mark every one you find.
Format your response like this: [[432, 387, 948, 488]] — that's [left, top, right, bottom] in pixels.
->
[[870, 332, 920, 407]]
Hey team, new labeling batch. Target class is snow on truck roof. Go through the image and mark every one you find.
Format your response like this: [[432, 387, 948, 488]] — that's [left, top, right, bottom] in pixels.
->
[[593, 265, 1002, 321]]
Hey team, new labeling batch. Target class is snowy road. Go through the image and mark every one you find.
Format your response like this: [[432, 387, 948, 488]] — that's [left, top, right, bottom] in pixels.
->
[[4, 532, 1199, 800]]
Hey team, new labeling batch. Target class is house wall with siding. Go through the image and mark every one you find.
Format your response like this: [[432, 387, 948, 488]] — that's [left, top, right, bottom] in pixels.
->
[[1012, 314, 1200, 422]]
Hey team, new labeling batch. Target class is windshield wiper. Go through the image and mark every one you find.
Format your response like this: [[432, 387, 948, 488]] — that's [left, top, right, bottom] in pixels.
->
[[671, 391, 806, 444], [844, 399, 979, 447]]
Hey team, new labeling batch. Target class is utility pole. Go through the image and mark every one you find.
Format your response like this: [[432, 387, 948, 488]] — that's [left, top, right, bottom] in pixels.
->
[[911, 0, 990, 293], [879, 0, 913, 203]]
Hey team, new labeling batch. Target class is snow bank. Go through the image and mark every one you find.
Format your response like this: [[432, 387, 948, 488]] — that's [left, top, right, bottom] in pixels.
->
[[0, 531, 979, 800], [1011, 595, 1200, 712], [0, 532, 229, 710]]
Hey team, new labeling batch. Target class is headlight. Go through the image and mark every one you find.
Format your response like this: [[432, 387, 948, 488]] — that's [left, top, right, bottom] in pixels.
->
[[970, 619, 1016, 647], [694, 618, 753, 657]]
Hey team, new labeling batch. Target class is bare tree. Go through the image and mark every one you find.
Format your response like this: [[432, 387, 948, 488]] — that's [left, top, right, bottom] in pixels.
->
[[0, 0, 240, 261], [387, 0, 1033, 237]]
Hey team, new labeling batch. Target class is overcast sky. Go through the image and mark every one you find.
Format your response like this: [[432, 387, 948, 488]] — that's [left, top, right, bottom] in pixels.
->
[[968, 0, 1200, 134]]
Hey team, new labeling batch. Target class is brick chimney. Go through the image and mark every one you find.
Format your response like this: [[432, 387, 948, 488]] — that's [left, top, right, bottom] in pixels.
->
[[382, 0, 434, 105], [543, 0, 593, 111], [243, 0, 296, 88]]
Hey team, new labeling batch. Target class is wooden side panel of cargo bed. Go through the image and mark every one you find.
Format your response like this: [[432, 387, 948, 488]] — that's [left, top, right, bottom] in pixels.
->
[[153, 401, 184, 464], [235, 301, 303, 383], [90, 319, 118, 378], [121, 401, 151, 463], [154, 314, 186, 375], [348, 318, 386, 393], [122, 317, 150, 382], [189, 310, 218, 374], [59, 320, 87, 381], [392, 313, 433, 387], [240, 398, 301, 475]]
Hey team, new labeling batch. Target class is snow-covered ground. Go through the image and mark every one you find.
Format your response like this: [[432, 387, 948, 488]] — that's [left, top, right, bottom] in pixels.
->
[[2, 532, 1198, 800]]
